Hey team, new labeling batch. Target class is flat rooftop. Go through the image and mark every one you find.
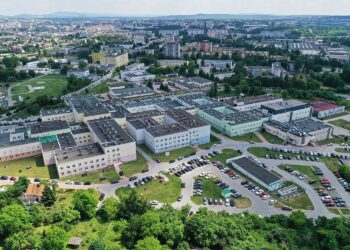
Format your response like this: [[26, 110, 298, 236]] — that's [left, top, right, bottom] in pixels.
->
[[126, 109, 163, 121], [55, 143, 104, 164], [233, 156, 282, 185], [129, 118, 159, 130], [40, 107, 72, 117], [110, 86, 154, 99], [67, 95, 110, 117], [146, 123, 187, 137], [262, 100, 310, 114], [225, 95, 281, 106], [30, 120, 69, 135], [166, 109, 208, 129], [265, 119, 332, 136], [88, 118, 134, 147]]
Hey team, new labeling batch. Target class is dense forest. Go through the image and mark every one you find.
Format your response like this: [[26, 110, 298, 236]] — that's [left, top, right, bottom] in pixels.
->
[[0, 177, 350, 250]]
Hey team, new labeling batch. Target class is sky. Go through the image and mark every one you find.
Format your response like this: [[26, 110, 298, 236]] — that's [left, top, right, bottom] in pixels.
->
[[1, 0, 350, 16]]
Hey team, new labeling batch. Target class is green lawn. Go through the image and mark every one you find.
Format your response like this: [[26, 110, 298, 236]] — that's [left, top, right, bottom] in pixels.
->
[[335, 148, 350, 154], [0, 157, 58, 179], [230, 132, 262, 143], [61, 167, 119, 184], [12, 75, 68, 104], [235, 197, 252, 209], [139, 144, 196, 162], [191, 177, 223, 205], [210, 149, 241, 165], [116, 175, 182, 203], [260, 131, 284, 145], [319, 136, 349, 145], [247, 147, 276, 158], [329, 119, 350, 131], [323, 158, 342, 172], [56, 188, 101, 205], [121, 153, 148, 177], [88, 81, 109, 94], [198, 134, 221, 149], [276, 193, 314, 210]]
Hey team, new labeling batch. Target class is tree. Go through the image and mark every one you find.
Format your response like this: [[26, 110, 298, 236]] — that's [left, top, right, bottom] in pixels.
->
[[117, 190, 150, 220], [79, 61, 88, 70], [73, 189, 98, 219], [41, 226, 68, 250], [135, 236, 163, 250], [99, 197, 119, 221], [41, 185, 57, 207], [0, 204, 31, 238], [4, 232, 41, 250], [224, 83, 231, 93]]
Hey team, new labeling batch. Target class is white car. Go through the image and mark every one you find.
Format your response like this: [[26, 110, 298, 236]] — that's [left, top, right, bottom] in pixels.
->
[[269, 199, 277, 205], [225, 199, 230, 206], [150, 200, 159, 206], [200, 172, 207, 177]]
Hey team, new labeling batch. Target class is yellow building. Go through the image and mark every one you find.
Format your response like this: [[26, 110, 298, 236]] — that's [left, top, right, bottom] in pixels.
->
[[100, 53, 129, 66], [91, 52, 104, 63]]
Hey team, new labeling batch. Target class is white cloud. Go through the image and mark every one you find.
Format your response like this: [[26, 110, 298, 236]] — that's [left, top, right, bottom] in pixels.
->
[[1, 0, 350, 16]]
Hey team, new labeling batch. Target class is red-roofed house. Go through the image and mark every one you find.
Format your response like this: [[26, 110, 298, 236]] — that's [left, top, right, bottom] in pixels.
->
[[308, 100, 345, 119]]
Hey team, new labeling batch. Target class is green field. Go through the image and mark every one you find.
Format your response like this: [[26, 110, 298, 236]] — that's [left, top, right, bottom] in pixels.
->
[[210, 149, 241, 165], [0, 157, 58, 179], [191, 177, 224, 205], [321, 112, 349, 120], [247, 147, 276, 158], [56, 188, 101, 205], [139, 144, 196, 162], [230, 133, 262, 143], [198, 135, 221, 149], [88, 81, 109, 94], [116, 175, 182, 203], [12, 74, 68, 103], [260, 131, 284, 145], [61, 167, 119, 184], [121, 153, 148, 177], [323, 158, 342, 172], [319, 136, 349, 145], [276, 193, 314, 210], [235, 197, 252, 209], [335, 148, 350, 154], [329, 119, 350, 131]]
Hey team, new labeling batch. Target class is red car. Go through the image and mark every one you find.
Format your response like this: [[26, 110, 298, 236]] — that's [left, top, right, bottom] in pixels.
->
[[9, 177, 17, 181]]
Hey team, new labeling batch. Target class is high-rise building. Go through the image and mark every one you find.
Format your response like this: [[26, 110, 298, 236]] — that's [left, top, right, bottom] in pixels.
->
[[196, 40, 213, 53], [164, 41, 181, 58]]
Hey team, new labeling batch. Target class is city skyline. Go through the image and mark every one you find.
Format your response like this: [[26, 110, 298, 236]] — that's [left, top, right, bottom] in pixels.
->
[[1, 0, 350, 16]]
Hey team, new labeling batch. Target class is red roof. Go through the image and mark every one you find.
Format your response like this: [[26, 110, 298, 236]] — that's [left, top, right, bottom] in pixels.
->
[[308, 100, 341, 112]]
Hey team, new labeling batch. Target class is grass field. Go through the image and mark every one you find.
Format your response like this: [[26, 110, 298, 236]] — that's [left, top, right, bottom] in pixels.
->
[[56, 188, 101, 205], [247, 147, 276, 158], [210, 149, 241, 165], [323, 158, 342, 172], [12, 75, 68, 103], [0, 157, 58, 179], [88, 81, 109, 94], [260, 131, 284, 145], [61, 167, 119, 184], [120, 153, 148, 177], [276, 193, 314, 210], [235, 197, 252, 209], [198, 135, 221, 149], [191, 177, 224, 205], [230, 133, 262, 143], [335, 148, 350, 154], [329, 119, 350, 131], [319, 136, 349, 145], [116, 175, 182, 203], [139, 144, 196, 162]]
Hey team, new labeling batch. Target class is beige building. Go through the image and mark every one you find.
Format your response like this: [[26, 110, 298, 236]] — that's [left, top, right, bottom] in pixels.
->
[[100, 53, 129, 67]]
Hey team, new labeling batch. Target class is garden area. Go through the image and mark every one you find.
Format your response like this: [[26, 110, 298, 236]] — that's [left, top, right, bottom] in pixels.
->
[[260, 131, 284, 145], [0, 157, 58, 179], [61, 167, 119, 184], [230, 132, 262, 143], [120, 153, 148, 177], [329, 119, 350, 131], [139, 145, 196, 162], [116, 174, 182, 203], [191, 176, 223, 205]]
